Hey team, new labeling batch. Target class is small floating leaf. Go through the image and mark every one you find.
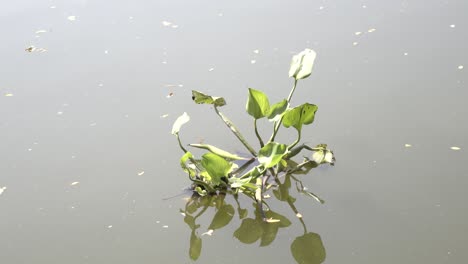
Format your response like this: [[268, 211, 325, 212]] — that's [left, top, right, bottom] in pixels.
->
[[171, 112, 190, 135], [282, 103, 318, 132], [258, 142, 288, 168], [289, 49, 317, 80], [246, 88, 270, 119], [189, 143, 248, 160], [191, 90, 226, 107]]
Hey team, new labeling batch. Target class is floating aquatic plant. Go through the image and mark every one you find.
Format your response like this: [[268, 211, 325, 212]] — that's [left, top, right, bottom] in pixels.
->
[[172, 48, 335, 221]]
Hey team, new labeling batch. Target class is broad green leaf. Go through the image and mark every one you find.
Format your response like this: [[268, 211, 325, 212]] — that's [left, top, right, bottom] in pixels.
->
[[290, 232, 326, 264], [192, 90, 226, 107], [288, 49, 317, 80], [189, 143, 248, 160], [189, 230, 202, 261], [258, 142, 288, 168], [208, 204, 235, 230], [282, 103, 318, 132], [184, 215, 196, 229], [201, 153, 232, 186], [172, 112, 190, 135], [246, 88, 270, 119], [233, 218, 263, 244], [267, 99, 288, 122]]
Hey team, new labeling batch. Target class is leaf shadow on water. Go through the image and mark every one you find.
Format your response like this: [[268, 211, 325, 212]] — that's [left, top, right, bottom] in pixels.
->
[[180, 163, 326, 264]]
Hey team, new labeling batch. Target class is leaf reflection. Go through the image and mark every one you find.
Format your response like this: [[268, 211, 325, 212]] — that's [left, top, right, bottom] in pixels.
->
[[180, 171, 326, 263]]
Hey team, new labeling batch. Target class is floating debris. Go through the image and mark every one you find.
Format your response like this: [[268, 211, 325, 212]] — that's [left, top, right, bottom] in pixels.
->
[[202, 229, 214, 236], [368, 28, 376, 33], [50, 6, 56, 9], [319, 6, 325, 10], [458, 65, 464, 70], [263, 194, 271, 199], [104, 50, 109, 54], [352, 42, 359, 46], [25, 46, 47, 53], [160, 114, 169, 118], [107, 225, 113, 229], [405, 144, 412, 148], [403, 52, 409, 56], [354, 31, 362, 36], [67, 16, 77, 21], [166, 92, 174, 98], [137, 171, 145, 176], [218, 13, 223, 17], [208, 68, 214, 72], [450, 24, 456, 28], [162, 21, 178, 28], [70, 182, 79, 186], [89, 122, 97, 126], [253, 49, 259, 54], [250, 60, 256, 64], [296, 213, 303, 218], [450, 146, 461, 151], [4, 93, 14, 97], [0, 186, 6, 196], [57, 111, 63, 115], [162, 225, 169, 228], [35, 29, 47, 34]]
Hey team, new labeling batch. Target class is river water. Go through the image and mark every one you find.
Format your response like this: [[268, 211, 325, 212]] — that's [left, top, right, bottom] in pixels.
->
[[1, 0, 467, 263]]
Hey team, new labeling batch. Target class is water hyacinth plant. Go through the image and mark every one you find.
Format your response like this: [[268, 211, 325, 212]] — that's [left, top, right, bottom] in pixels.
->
[[172, 49, 334, 220]]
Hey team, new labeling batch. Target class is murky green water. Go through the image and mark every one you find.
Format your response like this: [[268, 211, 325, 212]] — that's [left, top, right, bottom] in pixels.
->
[[1, 0, 467, 263]]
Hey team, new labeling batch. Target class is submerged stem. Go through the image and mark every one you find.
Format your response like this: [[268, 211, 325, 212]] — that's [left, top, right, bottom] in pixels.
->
[[254, 119, 264, 148], [213, 106, 257, 156]]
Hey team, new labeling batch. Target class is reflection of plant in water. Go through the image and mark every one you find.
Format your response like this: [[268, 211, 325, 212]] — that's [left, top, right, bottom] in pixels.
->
[[172, 49, 335, 221], [181, 173, 326, 263]]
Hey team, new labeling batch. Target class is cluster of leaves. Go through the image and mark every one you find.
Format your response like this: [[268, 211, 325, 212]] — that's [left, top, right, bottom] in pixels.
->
[[172, 49, 334, 219]]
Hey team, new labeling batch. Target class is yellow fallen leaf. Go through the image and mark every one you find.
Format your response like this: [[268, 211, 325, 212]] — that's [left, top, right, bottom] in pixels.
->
[[450, 146, 461, 150]]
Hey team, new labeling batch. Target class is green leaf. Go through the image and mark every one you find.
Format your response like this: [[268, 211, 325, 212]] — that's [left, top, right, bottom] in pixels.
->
[[189, 143, 248, 160], [267, 99, 289, 122], [258, 142, 288, 168], [288, 49, 317, 80], [240, 165, 265, 179], [172, 112, 190, 135], [246, 88, 270, 119], [201, 153, 232, 186], [282, 103, 318, 132], [233, 218, 263, 244], [180, 151, 196, 178], [189, 230, 202, 261], [208, 204, 235, 230], [192, 90, 226, 107], [290, 232, 326, 264]]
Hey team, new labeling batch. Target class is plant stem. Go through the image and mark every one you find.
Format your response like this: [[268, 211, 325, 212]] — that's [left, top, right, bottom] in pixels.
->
[[288, 130, 301, 150], [287, 79, 298, 103], [176, 133, 188, 153], [214, 106, 257, 156], [254, 119, 264, 148], [269, 79, 298, 142]]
